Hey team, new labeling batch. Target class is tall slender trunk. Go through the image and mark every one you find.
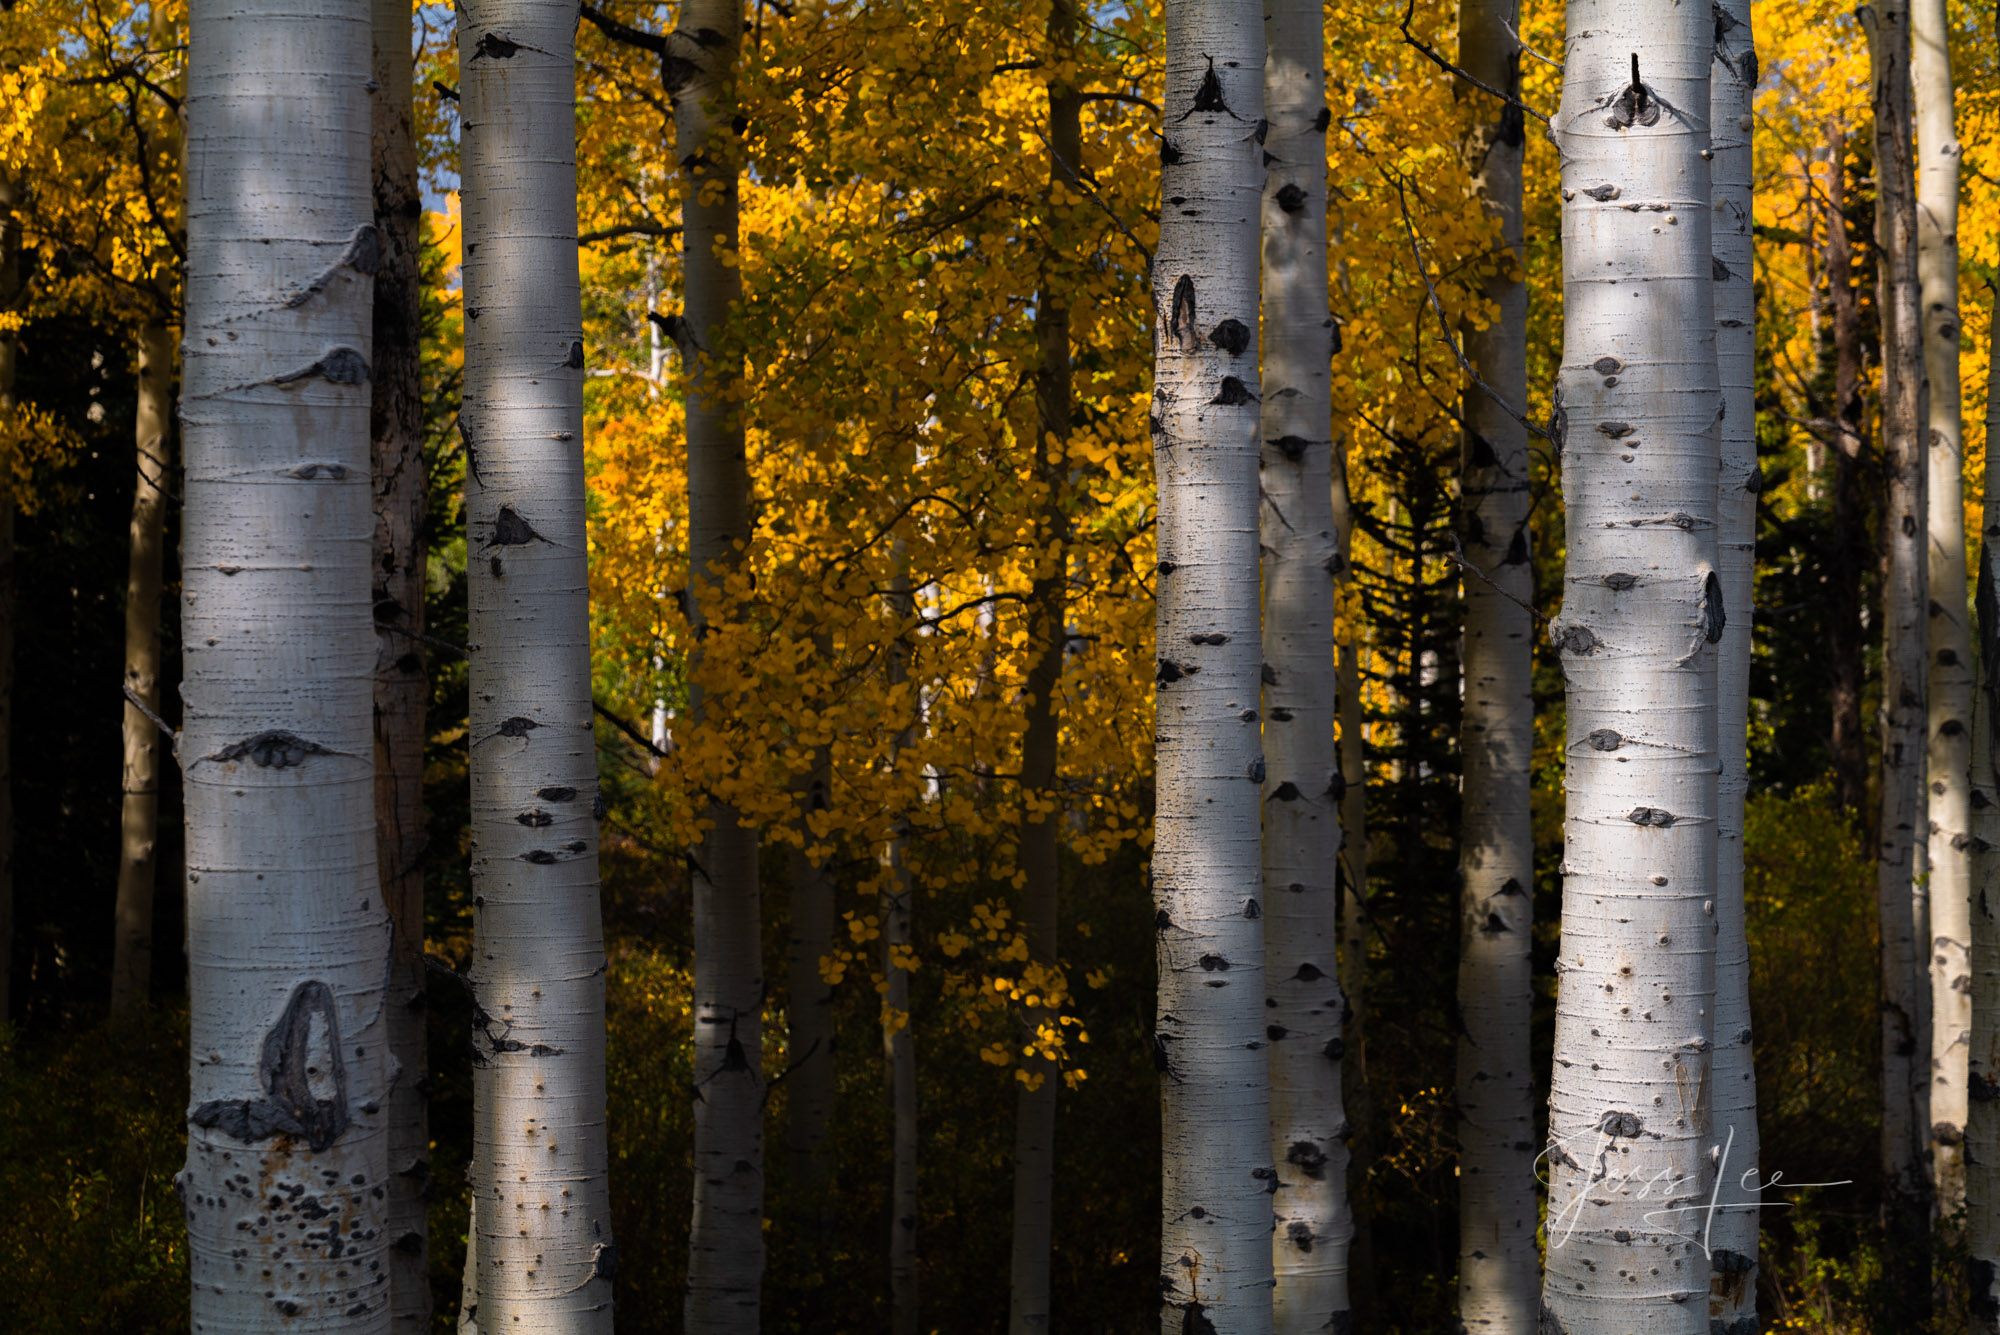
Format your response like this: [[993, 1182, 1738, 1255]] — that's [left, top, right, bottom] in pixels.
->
[[369, 0, 431, 1321], [675, 2, 766, 1328], [1151, 0, 1271, 1328], [785, 743, 835, 1239], [1708, 3, 1763, 1328], [0, 172, 15, 1023], [1862, 0, 1933, 1296], [883, 558, 919, 1335], [1007, 7, 1077, 1326], [1821, 118, 1870, 821], [1542, 5, 1720, 1328], [110, 320, 173, 1022], [1969, 301, 2000, 1331], [1261, 1, 1349, 1328], [111, 2, 181, 1023], [1913, 0, 1969, 1213], [1331, 441, 1374, 1326], [1452, 0, 1534, 1328], [179, 0, 391, 1325], [457, 1, 615, 1327]]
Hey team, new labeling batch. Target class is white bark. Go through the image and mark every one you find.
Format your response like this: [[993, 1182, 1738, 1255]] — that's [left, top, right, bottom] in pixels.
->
[[1913, 0, 1970, 1213], [179, 0, 391, 1327], [1152, 0, 1272, 1328], [1452, 0, 1535, 1328], [369, 0, 432, 1322], [675, 2, 766, 1328], [1707, 2, 1760, 1327], [458, 1, 616, 1328], [1260, 2, 1349, 1329], [1970, 307, 2000, 1331], [1862, 0, 1932, 1238], [112, 318, 174, 1022], [1542, 2, 1720, 1327]]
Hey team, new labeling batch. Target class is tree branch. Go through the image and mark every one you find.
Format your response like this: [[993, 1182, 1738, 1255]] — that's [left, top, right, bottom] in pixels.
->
[[579, 222, 681, 246], [1398, 0, 1551, 125], [594, 700, 670, 758]]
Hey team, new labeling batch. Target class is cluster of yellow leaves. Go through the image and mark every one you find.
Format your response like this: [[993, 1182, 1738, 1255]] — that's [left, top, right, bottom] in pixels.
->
[[556, 0, 1518, 1083]]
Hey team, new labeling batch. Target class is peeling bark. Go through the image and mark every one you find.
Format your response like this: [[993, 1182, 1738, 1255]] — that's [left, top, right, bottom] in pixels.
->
[[1152, 0, 1273, 1328], [458, 0, 616, 1326], [1542, 2, 1720, 1327], [179, 0, 391, 1324]]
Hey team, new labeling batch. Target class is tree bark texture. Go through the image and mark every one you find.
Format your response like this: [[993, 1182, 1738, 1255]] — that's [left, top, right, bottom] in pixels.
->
[[1970, 302, 2000, 1332], [369, 0, 432, 1324], [110, 319, 173, 1022], [0, 172, 16, 1023], [1543, 2, 1721, 1327], [458, 0, 616, 1327], [1452, 0, 1535, 1328], [1151, 0, 1272, 1328], [1260, 1, 1350, 1328], [1007, 6, 1076, 1326], [1708, 2, 1762, 1327], [1913, 0, 1969, 1213], [1820, 117, 1870, 823], [1332, 440, 1374, 1326], [179, 0, 392, 1326], [1862, 0, 1933, 1270], [674, 2, 766, 1329]]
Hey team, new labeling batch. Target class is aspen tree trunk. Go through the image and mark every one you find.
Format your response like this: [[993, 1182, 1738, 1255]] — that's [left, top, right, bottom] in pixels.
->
[[1452, 0, 1535, 1327], [1970, 310, 2000, 1331], [112, 0, 181, 1023], [883, 558, 919, 1335], [675, 2, 765, 1327], [1913, 0, 1970, 1213], [1542, 4, 1721, 1327], [110, 320, 173, 1022], [369, 0, 431, 1321], [1821, 120, 1870, 822], [1861, 0, 1933, 1289], [0, 172, 14, 1022], [458, 1, 616, 1328], [1331, 442, 1375, 1325], [785, 746, 835, 1228], [1151, 0, 1272, 1328], [1007, 6, 1076, 1325], [1260, 1, 1350, 1327], [1707, 4, 1762, 1328], [179, 0, 391, 1326]]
